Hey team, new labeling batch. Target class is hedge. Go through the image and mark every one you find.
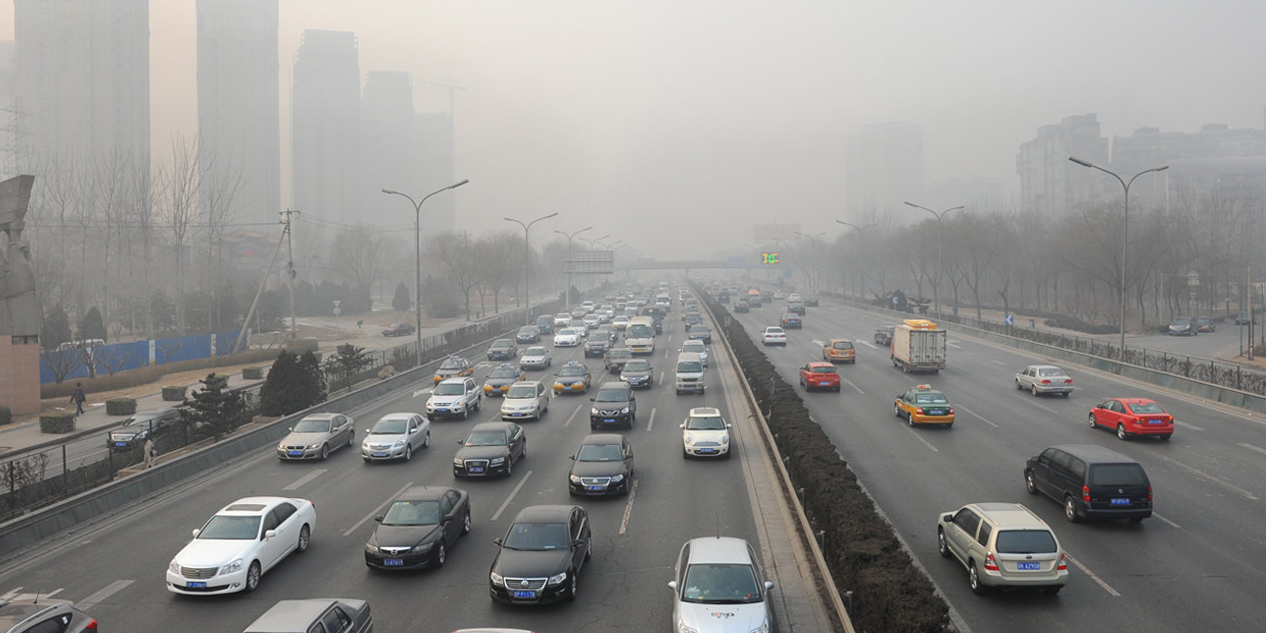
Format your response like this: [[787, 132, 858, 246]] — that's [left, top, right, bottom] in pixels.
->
[[40, 348, 281, 399], [39, 412, 76, 433], [161, 386, 187, 401], [105, 398, 137, 416], [242, 366, 265, 380]]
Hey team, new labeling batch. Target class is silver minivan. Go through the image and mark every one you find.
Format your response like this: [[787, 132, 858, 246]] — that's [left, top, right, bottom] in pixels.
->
[[937, 502, 1069, 595], [674, 352, 705, 395]]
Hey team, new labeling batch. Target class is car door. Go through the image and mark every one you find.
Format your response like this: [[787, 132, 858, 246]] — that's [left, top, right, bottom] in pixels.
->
[[509, 424, 524, 460], [329, 415, 347, 446], [465, 379, 479, 408], [439, 491, 458, 544], [571, 508, 590, 572], [258, 508, 285, 569], [405, 416, 422, 450], [623, 438, 634, 477], [948, 508, 981, 562], [320, 605, 354, 633], [271, 502, 300, 564], [1018, 367, 1033, 389]]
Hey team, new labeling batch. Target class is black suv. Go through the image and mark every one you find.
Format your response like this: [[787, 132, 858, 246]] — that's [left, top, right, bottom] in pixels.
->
[[1024, 444, 1152, 523], [590, 382, 636, 429]]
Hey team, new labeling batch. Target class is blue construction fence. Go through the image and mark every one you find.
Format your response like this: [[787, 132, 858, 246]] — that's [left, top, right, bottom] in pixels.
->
[[39, 330, 249, 384]]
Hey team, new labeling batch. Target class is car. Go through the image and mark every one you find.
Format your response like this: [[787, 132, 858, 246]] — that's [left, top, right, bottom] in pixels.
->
[[1088, 397, 1174, 440], [748, 297, 762, 308], [761, 326, 787, 346], [500, 381, 550, 421], [822, 338, 856, 364], [277, 413, 355, 461], [243, 599, 371, 633], [687, 325, 713, 343], [680, 339, 709, 368], [1024, 444, 1153, 523], [589, 381, 636, 429], [553, 328, 582, 347], [604, 347, 634, 373], [1168, 317, 1197, 336], [361, 412, 430, 462], [553, 313, 572, 328], [894, 384, 955, 427], [106, 407, 180, 450], [1015, 364, 1074, 397], [620, 358, 654, 388], [680, 407, 731, 458], [669, 536, 773, 633], [780, 313, 802, 329], [453, 422, 526, 478], [787, 292, 801, 302], [535, 315, 555, 335], [937, 503, 1069, 595], [487, 339, 518, 361], [364, 486, 470, 570], [799, 362, 841, 392], [787, 302, 806, 316], [488, 505, 591, 604], [0, 597, 96, 633], [570, 307, 587, 320], [554, 361, 592, 395], [519, 346, 552, 370], [166, 496, 316, 595], [568, 434, 634, 496], [433, 355, 474, 383], [483, 363, 526, 397], [805, 297, 819, 307], [583, 314, 602, 330], [593, 323, 619, 343], [683, 312, 703, 329], [515, 325, 541, 344], [1195, 316, 1215, 332], [773, 291, 786, 300], [569, 317, 589, 333], [612, 315, 631, 331], [734, 300, 750, 313], [583, 335, 611, 357], [426, 377, 482, 419], [875, 325, 895, 346], [382, 322, 415, 337], [1235, 310, 1252, 325]]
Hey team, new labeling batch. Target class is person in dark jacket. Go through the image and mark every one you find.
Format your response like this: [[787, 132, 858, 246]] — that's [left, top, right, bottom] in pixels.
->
[[70, 383, 86, 416]]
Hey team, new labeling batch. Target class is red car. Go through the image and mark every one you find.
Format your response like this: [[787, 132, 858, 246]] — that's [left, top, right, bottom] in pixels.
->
[[1088, 398, 1174, 441], [798, 362, 840, 392]]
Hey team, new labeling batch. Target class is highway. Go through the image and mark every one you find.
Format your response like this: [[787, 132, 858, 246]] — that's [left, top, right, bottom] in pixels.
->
[[0, 314, 802, 632], [729, 294, 1266, 633]]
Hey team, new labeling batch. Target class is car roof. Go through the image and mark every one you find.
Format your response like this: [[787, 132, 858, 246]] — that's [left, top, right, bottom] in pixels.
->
[[438, 377, 470, 385], [580, 433, 625, 445], [689, 407, 722, 417], [217, 496, 299, 515], [966, 503, 1051, 530], [509, 380, 542, 388], [1114, 397, 1157, 405], [806, 361, 833, 368], [397, 485, 451, 503], [828, 338, 853, 343], [1027, 364, 1065, 371], [523, 347, 547, 353], [244, 599, 365, 633], [471, 422, 517, 433], [378, 412, 420, 421], [597, 381, 630, 391], [0, 599, 81, 629], [511, 504, 579, 523], [685, 536, 755, 564], [1048, 444, 1140, 464], [300, 412, 339, 421]]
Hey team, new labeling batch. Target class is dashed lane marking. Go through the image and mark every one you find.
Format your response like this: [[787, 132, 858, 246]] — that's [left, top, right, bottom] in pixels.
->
[[619, 479, 640, 535], [904, 426, 939, 452], [1153, 512, 1181, 529], [283, 468, 327, 491], [1239, 442, 1266, 457], [1176, 420, 1204, 431], [647, 408, 656, 432], [1067, 553, 1120, 597], [563, 402, 582, 428], [413, 388, 431, 398], [957, 405, 1000, 429], [841, 377, 865, 395], [491, 470, 534, 522], [77, 580, 134, 610]]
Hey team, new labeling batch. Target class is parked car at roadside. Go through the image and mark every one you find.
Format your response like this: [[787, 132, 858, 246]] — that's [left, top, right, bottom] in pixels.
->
[[1168, 317, 1197, 336], [382, 322, 415, 337], [1195, 316, 1215, 332], [107, 408, 181, 450]]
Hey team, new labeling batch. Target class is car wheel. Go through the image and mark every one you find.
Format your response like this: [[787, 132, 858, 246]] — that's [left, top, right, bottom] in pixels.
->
[[433, 541, 446, 568], [1015, 379, 1023, 390], [1088, 413, 1098, 429], [937, 528, 951, 558], [894, 403, 902, 418], [297, 524, 310, 553], [1032, 384, 1039, 397], [244, 560, 262, 593], [462, 407, 469, 420], [1117, 423, 1128, 440], [461, 510, 472, 536], [1160, 434, 1172, 441], [566, 570, 579, 601], [423, 430, 431, 448], [1064, 495, 1081, 523], [404, 444, 412, 462], [319, 444, 329, 461], [585, 539, 592, 561], [908, 412, 915, 427], [969, 562, 988, 595], [1025, 471, 1038, 495], [347, 430, 355, 447]]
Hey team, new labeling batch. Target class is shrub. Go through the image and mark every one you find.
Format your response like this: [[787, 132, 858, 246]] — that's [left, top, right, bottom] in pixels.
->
[[0, 405, 10, 426], [105, 398, 137, 415], [242, 366, 265, 380], [39, 348, 280, 400], [259, 351, 326, 417], [1043, 315, 1119, 335], [183, 373, 247, 441], [39, 412, 76, 433], [162, 385, 187, 401]]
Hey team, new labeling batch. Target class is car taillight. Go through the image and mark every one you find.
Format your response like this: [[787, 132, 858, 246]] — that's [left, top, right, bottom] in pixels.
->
[[1057, 552, 1067, 571], [915, 407, 924, 415], [984, 552, 998, 571], [1148, 485, 1153, 501], [948, 407, 954, 415], [1064, 379, 1073, 384], [1082, 485, 1090, 503], [85, 620, 97, 631], [1041, 379, 1051, 384]]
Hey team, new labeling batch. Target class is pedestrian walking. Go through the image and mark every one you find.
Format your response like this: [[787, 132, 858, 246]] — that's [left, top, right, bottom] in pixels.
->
[[144, 437, 157, 469], [70, 383, 86, 416]]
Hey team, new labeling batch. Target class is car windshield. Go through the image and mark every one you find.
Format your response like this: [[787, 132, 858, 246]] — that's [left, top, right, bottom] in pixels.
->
[[489, 367, 519, 379], [198, 515, 261, 540], [808, 365, 837, 374], [370, 418, 409, 434], [381, 500, 441, 526], [524, 347, 546, 356], [610, 349, 632, 359], [677, 361, 703, 373], [502, 522, 571, 551], [1089, 463, 1148, 487], [624, 360, 650, 371], [783, 314, 797, 319], [506, 385, 537, 399], [1038, 368, 1066, 377], [1172, 318, 1192, 325], [464, 431, 507, 446], [435, 383, 466, 396], [293, 418, 331, 433], [681, 563, 762, 604], [440, 359, 465, 370], [577, 443, 623, 461], [628, 325, 653, 337], [994, 530, 1058, 554], [595, 390, 629, 403], [1127, 402, 1165, 414], [558, 366, 587, 377], [122, 414, 161, 427], [520, 327, 536, 335], [913, 393, 948, 404], [491, 341, 512, 349], [833, 342, 853, 350], [686, 415, 726, 430], [558, 329, 576, 336], [766, 328, 784, 334]]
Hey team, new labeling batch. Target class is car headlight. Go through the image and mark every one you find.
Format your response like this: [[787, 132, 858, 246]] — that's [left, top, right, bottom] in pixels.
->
[[452, 403, 464, 411], [411, 542, 433, 553], [220, 558, 243, 575], [621, 407, 630, 414], [684, 434, 694, 445], [136, 430, 149, 438], [453, 458, 463, 466], [306, 442, 321, 449], [278, 441, 287, 450], [722, 435, 730, 444], [611, 473, 624, 482], [169, 560, 180, 574], [569, 474, 582, 483], [749, 621, 770, 633], [547, 571, 568, 586], [490, 571, 504, 585], [591, 408, 599, 415], [554, 382, 564, 389], [676, 620, 699, 633], [393, 440, 405, 448], [490, 457, 505, 465], [364, 542, 378, 553]]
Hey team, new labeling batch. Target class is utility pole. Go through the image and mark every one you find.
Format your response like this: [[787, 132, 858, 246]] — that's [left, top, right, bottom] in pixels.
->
[[280, 209, 301, 341]]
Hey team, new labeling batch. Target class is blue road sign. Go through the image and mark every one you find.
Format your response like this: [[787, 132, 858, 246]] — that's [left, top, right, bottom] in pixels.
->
[[1005, 313, 1015, 325]]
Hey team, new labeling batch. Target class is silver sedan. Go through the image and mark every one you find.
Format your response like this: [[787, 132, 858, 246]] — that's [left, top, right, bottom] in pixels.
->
[[1014, 365, 1074, 397], [362, 412, 431, 462]]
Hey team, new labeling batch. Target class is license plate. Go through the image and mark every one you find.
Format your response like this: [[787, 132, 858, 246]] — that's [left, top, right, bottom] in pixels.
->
[[115, 442, 127, 447], [565, 385, 573, 390], [1110, 498, 1130, 505], [820, 382, 830, 386], [384, 558, 403, 566], [1149, 419, 1163, 425], [700, 448, 715, 454], [469, 467, 484, 473], [186, 581, 206, 588], [437, 408, 449, 412], [288, 450, 302, 457], [512, 590, 536, 599], [372, 452, 388, 457], [1017, 562, 1040, 571], [604, 419, 615, 423], [587, 486, 604, 492]]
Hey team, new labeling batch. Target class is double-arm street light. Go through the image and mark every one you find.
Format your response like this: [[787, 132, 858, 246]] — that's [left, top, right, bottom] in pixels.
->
[[794, 230, 826, 291], [836, 220, 878, 297], [904, 202, 963, 317], [579, 233, 609, 250], [381, 179, 469, 367], [506, 213, 560, 325], [555, 226, 593, 305], [1068, 156, 1169, 361]]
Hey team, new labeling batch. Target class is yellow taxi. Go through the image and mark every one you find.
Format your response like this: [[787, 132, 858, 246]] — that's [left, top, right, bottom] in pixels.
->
[[553, 361, 592, 395], [483, 363, 526, 396], [894, 384, 955, 428], [822, 338, 856, 364], [433, 355, 474, 384]]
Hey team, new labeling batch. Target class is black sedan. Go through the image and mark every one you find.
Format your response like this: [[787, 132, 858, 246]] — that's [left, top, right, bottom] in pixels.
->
[[107, 408, 181, 450], [365, 486, 471, 570], [620, 359, 654, 389], [686, 325, 713, 343], [516, 326, 541, 344], [487, 339, 518, 361], [603, 348, 634, 373], [583, 337, 610, 358], [382, 322, 415, 337], [568, 434, 634, 496], [733, 301, 750, 313], [489, 505, 592, 604], [453, 422, 526, 478]]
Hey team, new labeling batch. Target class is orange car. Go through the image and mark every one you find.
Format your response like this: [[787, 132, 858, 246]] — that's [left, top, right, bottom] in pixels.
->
[[798, 362, 840, 392], [822, 338, 856, 363]]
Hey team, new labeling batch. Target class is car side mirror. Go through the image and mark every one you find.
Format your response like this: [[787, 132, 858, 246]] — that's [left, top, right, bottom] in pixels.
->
[[192, 528, 201, 538], [941, 512, 954, 523], [494, 537, 503, 546], [287, 427, 293, 432], [572, 539, 585, 548], [458, 439, 465, 445], [570, 454, 576, 460], [726, 423, 733, 428], [679, 423, 686, 429], [764, 581, 774, 593], [264, 529, 277, 540], [374, 515, 383, 523], [667, 581, 678, 591]]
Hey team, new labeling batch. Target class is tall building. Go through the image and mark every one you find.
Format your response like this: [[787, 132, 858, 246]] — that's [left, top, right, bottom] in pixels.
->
[[361, 70, 417, 227], [0, 40, 19, 177], [845, 122, 923, 222], [416, 111, 456, 232], [1016, 114, 1108, 217], [13, 0, 149, 172], [197, 0, 280, 226], [291, 30, 360, 223], [1111, 123, 1266, 210]]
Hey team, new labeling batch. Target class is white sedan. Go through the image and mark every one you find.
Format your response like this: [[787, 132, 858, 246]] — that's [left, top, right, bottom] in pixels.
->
[[761, 326, 787, 346], [167, 496, 316, 595], [554, 328, 582, 347]]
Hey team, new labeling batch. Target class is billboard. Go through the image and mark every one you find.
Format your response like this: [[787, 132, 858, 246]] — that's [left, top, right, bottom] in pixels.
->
[[566, 250, 615, 274], [753, 223, 801, 242]]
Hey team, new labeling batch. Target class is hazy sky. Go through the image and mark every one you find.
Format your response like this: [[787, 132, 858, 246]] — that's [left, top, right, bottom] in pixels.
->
[[4, 0, 1266, 258]]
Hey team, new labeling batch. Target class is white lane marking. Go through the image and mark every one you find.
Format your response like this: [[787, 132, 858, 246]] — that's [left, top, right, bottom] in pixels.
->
[[1175, 420, 1204, 431], [841, 377, 865, 395], [658, 370, 664, 385], [904, 426, 939, 452], [957, 405, 1000, 429], [991, 360, 1006, 365], [413, 388, 431, 398], [647, 408, 656, 432], [1153, 512, 1181, 529], [1067, 553, 1120, 596], [1239, 442, 1266, 456], [947, 340, 962, 349], [344, 481, 414, 536], [283, 468, 327, 491], [563, 402, 582, 428], [1, 588, 64, 602], [1149, 453, 1258, 501], [858, 340, 879, 349], [491, 470, 534, 522], [619, 479, 640, 535], [77, 580, 133, 610], [663, 348, 670, 358], [811, 339, 824, 347]]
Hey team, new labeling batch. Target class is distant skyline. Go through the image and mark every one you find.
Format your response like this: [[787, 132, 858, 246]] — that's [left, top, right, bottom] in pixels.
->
[[3, 1, 1266, 257]]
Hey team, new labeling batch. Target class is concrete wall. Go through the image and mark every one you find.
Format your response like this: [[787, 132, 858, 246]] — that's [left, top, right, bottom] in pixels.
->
[[0, 337, 39, 414]]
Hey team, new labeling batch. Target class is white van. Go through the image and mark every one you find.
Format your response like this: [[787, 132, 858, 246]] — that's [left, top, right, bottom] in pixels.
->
[[674, 352, 706, 395]]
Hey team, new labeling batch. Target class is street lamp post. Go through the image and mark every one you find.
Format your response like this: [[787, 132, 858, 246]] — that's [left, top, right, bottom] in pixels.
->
[[903, 202, 962, 317], [506, 213, 560, 325], [794, 230, 826, 291], [1068, 156, 1169, 361], [381, 179, 469, 367], [836, 220, 877, 298], [554, 226, 593, 305]]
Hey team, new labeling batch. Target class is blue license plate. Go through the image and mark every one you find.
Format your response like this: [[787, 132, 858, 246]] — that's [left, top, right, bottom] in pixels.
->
[[565, 385, 573, 390], [604, 419, 615, 423], [820, 382, 830, 386], [186, 581, 206, 588], [437, 408, 448, 412], [587, 486, 604, 492], [115, 442, 127, 447], [1017, 562, 1041, 571], [384, 558, 403, 566], [469, 467, 484, 473], [288, 450, 302, 457], [700, 449, 715, 454], [372, 452, 388, 457], [1110, 498, 1130, 505], [1149, 419, 1163, 425], [512, 590, 536, 599]]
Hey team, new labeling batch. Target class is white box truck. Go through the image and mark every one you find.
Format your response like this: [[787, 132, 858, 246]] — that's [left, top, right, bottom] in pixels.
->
[[891, 319, 946, 373]]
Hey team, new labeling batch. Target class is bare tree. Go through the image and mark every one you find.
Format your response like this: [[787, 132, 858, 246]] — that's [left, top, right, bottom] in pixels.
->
[[200, 150, 245, 327], [156, 135, 202, 332]]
